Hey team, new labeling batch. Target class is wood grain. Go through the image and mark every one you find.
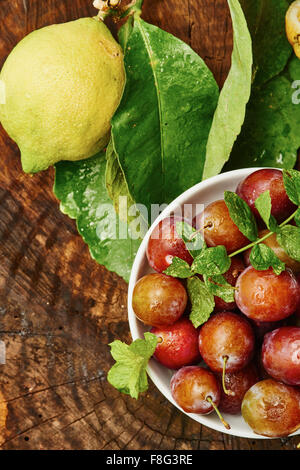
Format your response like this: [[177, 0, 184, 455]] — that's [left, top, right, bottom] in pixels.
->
[[0, 0, 298, 450]]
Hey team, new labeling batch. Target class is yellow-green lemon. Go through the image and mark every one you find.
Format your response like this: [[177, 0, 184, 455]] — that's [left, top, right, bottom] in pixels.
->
[[0, 17, 125, 173]]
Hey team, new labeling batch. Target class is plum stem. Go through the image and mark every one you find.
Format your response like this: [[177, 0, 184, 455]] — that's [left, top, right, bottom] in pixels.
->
[[206, 396, 231, 430], [222, 356, 235, 397]]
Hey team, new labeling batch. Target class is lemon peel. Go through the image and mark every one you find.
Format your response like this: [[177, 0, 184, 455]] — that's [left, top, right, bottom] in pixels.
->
[[286, 0, 300, 58]]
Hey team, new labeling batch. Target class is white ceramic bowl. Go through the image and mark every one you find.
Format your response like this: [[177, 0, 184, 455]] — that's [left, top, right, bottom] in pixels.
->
[[128, 167, 300, 439]]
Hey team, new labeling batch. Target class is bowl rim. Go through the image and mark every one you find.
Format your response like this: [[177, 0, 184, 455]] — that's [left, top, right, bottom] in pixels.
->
[[128, 167, 300, 440]]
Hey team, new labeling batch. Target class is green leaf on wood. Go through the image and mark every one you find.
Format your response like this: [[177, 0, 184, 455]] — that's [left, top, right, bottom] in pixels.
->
[[54, 152, 141, 282], [226, 2, 299, 171], [240, 0, 292, 86], [105, 139, 148, 238], [112, 15, 219, 217], [226, 73, 300, 171], [107, 332, 158, 399], [203, 0, 252, 179]]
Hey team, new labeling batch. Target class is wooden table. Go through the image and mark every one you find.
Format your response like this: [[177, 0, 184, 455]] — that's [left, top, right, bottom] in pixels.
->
[[0, 0, 298, 451]]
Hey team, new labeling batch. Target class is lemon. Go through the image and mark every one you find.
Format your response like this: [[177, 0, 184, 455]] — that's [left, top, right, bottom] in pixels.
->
[[286, 1, 300, 59], [0, 17, 125, 173]]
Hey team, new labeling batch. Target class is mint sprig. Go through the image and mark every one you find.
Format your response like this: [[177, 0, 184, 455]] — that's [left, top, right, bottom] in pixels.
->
[[107, 332, 158, 399]]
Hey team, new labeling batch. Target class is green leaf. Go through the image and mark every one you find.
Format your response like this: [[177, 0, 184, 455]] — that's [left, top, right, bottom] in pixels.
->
[[163, 257, 192, 278], [192, 245, 231, 276], [226, 74, 300, 170], [176, 221, 206, 259], [203, 274, 235, 303], [240, 0, 292, 87], [225, 1, 299, 171], [294, 208, 300, 227], [250, 243, 285, 275], [105, 139, 148, 237], [54, 161, 80, 220], [282, 169, 300, 206], [187, 277, 215, 328], [112, 16, 219, 218], [224, 191, 258, 241], [287, 54, 300, 83], [107, 332, 158, 399], [254, 191, 279, 232], [276, 225, 300, 262], [54, 152, 141, 282], [105, 139, 134, 222], [202, 0, 252, 179], [226, 22, 299, 174]]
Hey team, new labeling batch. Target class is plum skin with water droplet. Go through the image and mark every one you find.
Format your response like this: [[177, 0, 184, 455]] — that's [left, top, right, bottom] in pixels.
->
[[214, 256, 245, 312], [193, 200, 249, 254], [151, 317, 201, 370], [236, 168, 296, 223], [241, 379, 300, 437], [262, 326, 300, 386], [198, 311, 255, 373], [217, 362, 259, 415], [132, 273, 187, 327], [170, 366, 221, 414], [235, 266, 299, 322], [146, 216, 193, 273]]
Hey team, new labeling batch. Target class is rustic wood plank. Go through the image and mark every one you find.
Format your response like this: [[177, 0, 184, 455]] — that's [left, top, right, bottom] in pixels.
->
[[0, 0, 298, 450]]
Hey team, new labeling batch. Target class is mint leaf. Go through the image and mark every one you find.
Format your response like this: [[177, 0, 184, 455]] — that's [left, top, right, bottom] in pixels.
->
[[295, 208, 300, 228], [187, 277, 215, 328], [163, 257, 192, 278], [107, 332, 158, 399], [276, 225, 300, 262], [192, 246, 231, 276], [203, 274, 235, 303], [176, 221, 206, 259], [224, 191, 258, 241], [282, 169, 300, 206], [250, 244, 285, 275], [254, 191, 278, 233]]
